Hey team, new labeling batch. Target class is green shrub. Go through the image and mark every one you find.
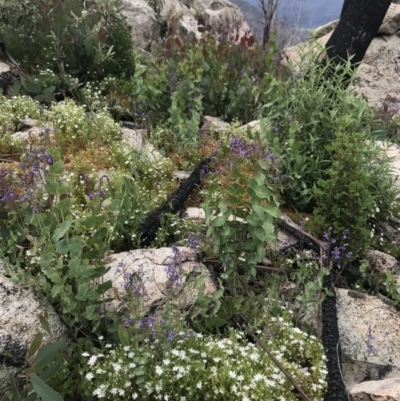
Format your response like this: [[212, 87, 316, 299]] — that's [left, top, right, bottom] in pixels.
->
[[0, 0, 136, 91], [258, 40, 379, 211]]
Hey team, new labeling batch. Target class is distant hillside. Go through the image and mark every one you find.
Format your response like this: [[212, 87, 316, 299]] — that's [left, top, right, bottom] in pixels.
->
[[230, 0, 309, 48], [229, 0, 264, 43]]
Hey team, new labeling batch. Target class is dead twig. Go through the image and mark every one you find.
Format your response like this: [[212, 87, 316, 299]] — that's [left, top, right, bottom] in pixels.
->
[[242, 322, 313, 401]]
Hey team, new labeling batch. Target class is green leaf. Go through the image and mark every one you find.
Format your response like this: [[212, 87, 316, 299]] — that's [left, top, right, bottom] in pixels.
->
[[39, 315, 51, 336], [86, 227, 109, 245], [9, 375, 21, 401], [96, 280, 112, 295], [264, 204, 281, 218], [29, 373, 64, 401], [133, 367, 145, 376], [55, 237, 85, 255], [54, 198, 73, 214], [68, 258, 81, 278], [28, 333, 43, 359], [24, 80, 42, 94], [210, 215, 227, 227], [12, 79, 22, 96], [82, 215, 108, 229], [52, 221, 72, 243], [48, 160, 64, 175], [118, 324, 130, 346], [68, 0, 82, 17], [39, 364, 59, 382], [33, 341, 67, 372]]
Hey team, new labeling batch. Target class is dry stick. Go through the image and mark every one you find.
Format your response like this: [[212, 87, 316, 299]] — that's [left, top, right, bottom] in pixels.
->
[[242, 322, 313, 401], [201, 257, 282, 272]]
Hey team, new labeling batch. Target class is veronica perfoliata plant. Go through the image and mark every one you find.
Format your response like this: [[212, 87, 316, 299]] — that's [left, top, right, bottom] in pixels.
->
[[202, 134, 291, 284], [81, 310, 327, 400]]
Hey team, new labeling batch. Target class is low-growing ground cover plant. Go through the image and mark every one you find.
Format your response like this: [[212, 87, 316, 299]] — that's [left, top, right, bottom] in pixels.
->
[[80, 310, 327, 401]]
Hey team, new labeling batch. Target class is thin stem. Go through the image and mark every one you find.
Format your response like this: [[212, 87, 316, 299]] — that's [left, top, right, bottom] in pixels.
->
[[242, 322, 313, 401]]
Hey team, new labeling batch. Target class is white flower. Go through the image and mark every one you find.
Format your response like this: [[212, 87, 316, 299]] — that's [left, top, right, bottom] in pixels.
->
[[85, 373, 94, 380], [228, 371, 237, 379], [82, 352, 90, 357], [132, 393, 138, 400], [155, 365, 163, 375], [163, 359, 171, 365], [88, 356, 98, 366], [98, 336, 104, 340], [197, 381, 202, 389]]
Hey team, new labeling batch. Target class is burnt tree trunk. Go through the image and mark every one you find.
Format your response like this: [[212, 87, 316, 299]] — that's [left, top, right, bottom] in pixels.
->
[[321, 271, 348, 401], [138, 158, 210, 247], [324, 0, 391, 78]]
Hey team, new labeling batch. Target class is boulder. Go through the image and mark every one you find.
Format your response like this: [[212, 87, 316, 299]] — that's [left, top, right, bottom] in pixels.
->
[[0, 61, 10, 74], [366, 250, 400, 276], [12, 126, 45, 143], [238, 119, 261, 133], [121, 0, 253, 53], [121, 0, 160, 52], [103, 247, 216, 313], [350, 377, 400, 400], [121, 127, 163, 161], [200, 115, 231, 136], [379, 3, 400, 35], [313, 19, 339, 39], [0, 261, 68, 397], [343, 359, 400, 391], [336, 289, 400, 366]]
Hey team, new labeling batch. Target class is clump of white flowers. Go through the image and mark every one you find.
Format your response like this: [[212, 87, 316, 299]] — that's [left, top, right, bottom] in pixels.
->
[[81, 312, 327, 400], [0, 95, 42, 134]]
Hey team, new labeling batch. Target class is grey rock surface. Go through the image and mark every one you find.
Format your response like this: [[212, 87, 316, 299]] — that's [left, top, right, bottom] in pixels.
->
[[0, 261, 68, 397], [103, 247, 216, 313]]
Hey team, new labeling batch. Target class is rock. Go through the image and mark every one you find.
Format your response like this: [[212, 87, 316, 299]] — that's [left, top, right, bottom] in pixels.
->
[[12, 126, 45, 143], [174, 171, 191, 180], [16, 118, 38, 132], [121, 127, 162, 161], [121, 0, 253, 54], [336, 289, 400, 366], [238, 119, 261, 133], [103, 247, 216, 313], [374, 141, 400, 194], [378, 3, 400, 35], [366, 250, 400, 275], [268, 227, 298, 253], [200, 116, 231, 136], [0, 261, 68, 397], [313, 19, 339, 39], [121, 0, 160, 52], [181, 207, 206, 220], [342, 359, 400, 391], [350, 377, 400, 400], [0, 61, 10, 74], [376, 220, 400, 246]]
